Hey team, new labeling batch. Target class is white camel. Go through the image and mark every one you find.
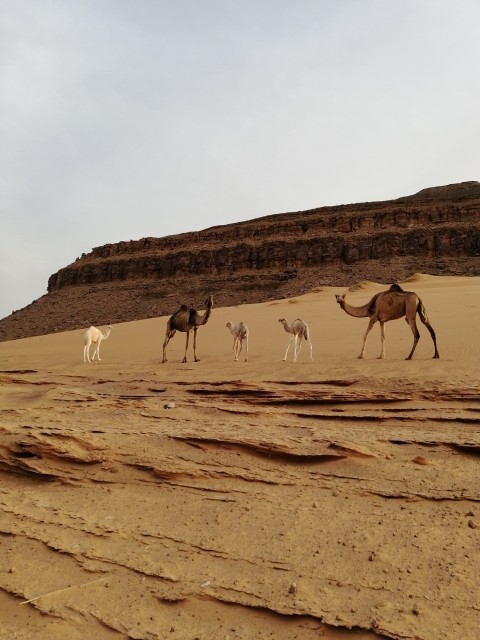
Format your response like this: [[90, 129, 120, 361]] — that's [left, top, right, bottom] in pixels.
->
[[226, 321, 249, 362], [278, 318, 313, 362], [83, 325, 112, 363]]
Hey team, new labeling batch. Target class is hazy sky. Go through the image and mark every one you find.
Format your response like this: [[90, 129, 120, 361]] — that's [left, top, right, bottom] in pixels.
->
[[1, 1, 479, 321]]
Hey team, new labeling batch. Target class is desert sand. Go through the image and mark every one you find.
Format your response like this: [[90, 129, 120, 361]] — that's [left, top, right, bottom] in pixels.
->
[[0, 275, 479, 640]]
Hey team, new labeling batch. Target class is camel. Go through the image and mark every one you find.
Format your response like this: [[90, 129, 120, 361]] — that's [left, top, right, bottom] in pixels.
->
[[83, 325, 112, 363], [226, 321, 249, 362], [278, 318, 313, 362], [335, 283, 439, 360], [162, 295, 214, 363]]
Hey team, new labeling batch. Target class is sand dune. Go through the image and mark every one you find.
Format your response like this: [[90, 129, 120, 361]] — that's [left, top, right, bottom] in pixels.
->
[[0, 276, 479, 640]]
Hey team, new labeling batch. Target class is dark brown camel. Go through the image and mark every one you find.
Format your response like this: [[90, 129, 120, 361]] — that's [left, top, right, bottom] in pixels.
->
[[162, 295, 214, 363]]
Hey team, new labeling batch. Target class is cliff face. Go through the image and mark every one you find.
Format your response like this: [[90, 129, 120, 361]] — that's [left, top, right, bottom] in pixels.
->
[[2, 181, 480, 341]]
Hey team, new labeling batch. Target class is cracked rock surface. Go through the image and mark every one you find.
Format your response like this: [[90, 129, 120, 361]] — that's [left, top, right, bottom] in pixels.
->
[[0, 277, 479, 639]]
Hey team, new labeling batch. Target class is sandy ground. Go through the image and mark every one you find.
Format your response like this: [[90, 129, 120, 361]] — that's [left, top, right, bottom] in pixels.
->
[[0, 275, 479, 640]]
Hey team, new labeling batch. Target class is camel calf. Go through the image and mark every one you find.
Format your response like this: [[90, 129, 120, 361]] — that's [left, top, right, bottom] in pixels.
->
[[278, 318, 313, 362], [83, 325, 112, 363], [226, 321, 249, 361]]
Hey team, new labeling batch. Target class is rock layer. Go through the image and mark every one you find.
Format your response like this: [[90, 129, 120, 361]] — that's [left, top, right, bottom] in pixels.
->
[[1, 181, 479, 340]]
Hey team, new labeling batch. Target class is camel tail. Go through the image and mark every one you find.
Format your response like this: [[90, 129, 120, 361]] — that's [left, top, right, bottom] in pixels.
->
[[417, 299, 440, 358], [417, 299, 429, 325]]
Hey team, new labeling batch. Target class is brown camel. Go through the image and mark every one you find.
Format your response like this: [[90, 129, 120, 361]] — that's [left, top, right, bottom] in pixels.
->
[[162, 295, 214, 363], [335, 284, 439, 360]]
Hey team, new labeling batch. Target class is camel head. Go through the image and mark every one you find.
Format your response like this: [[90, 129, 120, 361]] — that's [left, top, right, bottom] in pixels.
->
[[205, 295, 214, 309], [278, 318, 286, 324], [335, 294, 346, 306]]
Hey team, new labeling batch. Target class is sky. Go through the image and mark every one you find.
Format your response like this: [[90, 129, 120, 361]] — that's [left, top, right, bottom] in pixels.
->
[[1, 0, 479, 320]]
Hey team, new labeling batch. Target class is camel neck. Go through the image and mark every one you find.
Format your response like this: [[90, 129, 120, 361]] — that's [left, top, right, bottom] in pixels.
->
[[339, 300, 371, 318], [200, 306, 212, 324]]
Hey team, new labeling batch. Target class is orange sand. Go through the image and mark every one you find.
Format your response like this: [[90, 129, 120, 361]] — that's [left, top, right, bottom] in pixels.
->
[[0, 275, 479, 640]]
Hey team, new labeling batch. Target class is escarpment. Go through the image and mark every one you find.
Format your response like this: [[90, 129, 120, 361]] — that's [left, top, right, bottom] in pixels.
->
[[1, 181, 479, 341]]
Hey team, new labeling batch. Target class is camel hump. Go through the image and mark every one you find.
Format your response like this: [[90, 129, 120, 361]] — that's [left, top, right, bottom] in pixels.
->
[[388, 283, 404, 292]]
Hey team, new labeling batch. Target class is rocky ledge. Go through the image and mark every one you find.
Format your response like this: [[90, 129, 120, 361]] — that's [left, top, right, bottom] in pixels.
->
[[1, 181, 479, 341]]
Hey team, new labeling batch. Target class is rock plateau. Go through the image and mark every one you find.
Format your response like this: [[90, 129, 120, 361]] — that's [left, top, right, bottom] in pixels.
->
[[1, 181, 479, 341]]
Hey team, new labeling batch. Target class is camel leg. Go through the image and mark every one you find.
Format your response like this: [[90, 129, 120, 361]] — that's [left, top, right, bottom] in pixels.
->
[[83, 342, 90, 363], [292, 337, 297, 362], [193, 327, 200, 362], [418, 308, 440, 359], [96, 339, 103, 361], [244, 336, 248, 362], [405, 318, 420, 360], [377, 322, 386, 359], [233, 337, 239, 361], [423, 322, 439, 359], [358, 318, 376, 359], [183, 330, 191, 363], [162, 329, 175, 363], [283, 336, 294, 361], [307, 337, 313, 361], [293, 335, 302, 362], [236, 338, 242, 361]]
